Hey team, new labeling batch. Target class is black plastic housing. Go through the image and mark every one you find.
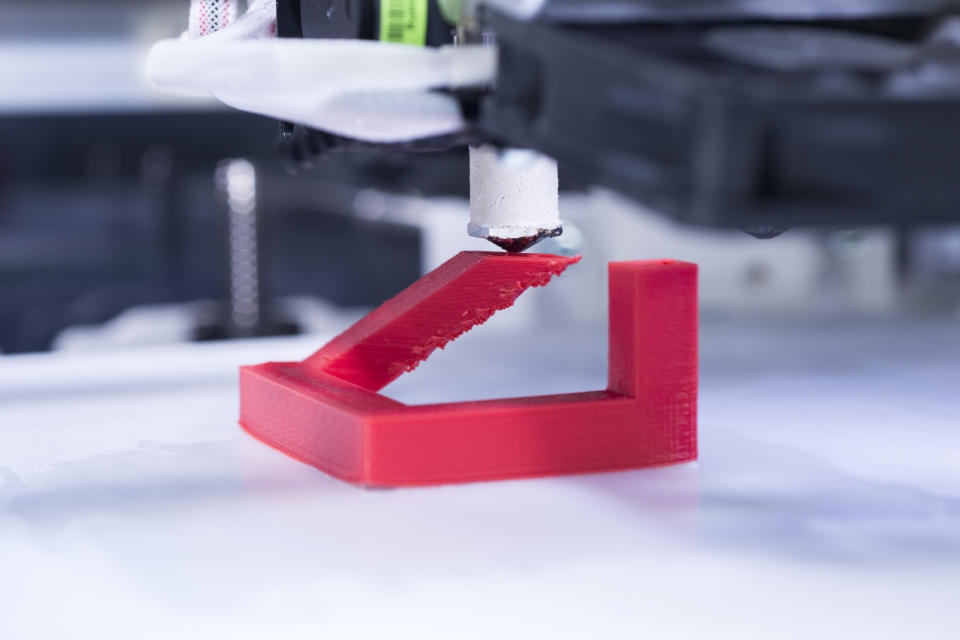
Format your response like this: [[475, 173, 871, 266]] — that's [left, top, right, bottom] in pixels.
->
[[278, 0, 453, 45], [479, 13, 960, 229]]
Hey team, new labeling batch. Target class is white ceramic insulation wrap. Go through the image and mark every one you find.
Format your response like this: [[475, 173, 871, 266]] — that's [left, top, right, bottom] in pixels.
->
[[147, 38, 496, 142], [468, 145, 561, 239], [146, 0, 496, 142]]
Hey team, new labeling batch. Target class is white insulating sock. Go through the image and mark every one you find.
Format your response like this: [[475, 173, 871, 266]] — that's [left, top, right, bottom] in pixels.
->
[[468, 145, 561, 246]]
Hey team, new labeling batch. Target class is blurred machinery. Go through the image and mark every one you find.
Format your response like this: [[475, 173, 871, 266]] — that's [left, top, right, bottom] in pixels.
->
[[272, 0, 960, 233], [4, 0, 960, 353], [0, 1, 457, 352]]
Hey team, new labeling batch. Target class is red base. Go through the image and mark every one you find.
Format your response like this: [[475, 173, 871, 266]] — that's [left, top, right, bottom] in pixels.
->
[[240, 252, 698, 487]]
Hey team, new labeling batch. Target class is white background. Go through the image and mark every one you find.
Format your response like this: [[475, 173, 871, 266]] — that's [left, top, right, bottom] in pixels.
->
[[2, 315, 959, 639]]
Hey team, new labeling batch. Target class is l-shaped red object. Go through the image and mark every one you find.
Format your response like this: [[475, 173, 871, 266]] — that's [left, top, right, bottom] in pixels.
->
[[239, 252, 698, 486]]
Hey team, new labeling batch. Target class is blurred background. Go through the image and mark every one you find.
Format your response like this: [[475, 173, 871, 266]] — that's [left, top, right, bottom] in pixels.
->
[[2, 5, 959, 638], [3, 0, 960, 358]]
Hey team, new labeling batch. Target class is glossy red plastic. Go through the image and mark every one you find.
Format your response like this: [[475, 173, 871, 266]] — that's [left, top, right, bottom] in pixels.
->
[[239, 251, 698, 487]]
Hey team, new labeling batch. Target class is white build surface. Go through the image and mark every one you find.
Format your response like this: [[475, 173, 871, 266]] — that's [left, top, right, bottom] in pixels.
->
[[469, 145, 561, 239], [1, 318, 959, 639]]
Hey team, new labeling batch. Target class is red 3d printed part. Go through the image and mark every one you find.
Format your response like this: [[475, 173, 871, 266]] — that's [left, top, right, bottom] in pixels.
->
[[240, 252, 697, 487]]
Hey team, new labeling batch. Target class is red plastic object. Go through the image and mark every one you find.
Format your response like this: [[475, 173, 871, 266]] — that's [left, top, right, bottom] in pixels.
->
[[240, 252, 698, 487], [302, 251, 582, 391]]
